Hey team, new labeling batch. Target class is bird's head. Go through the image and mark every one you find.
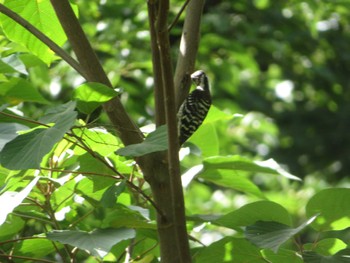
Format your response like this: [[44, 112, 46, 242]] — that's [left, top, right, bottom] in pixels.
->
[[191, 70, 208, 91]]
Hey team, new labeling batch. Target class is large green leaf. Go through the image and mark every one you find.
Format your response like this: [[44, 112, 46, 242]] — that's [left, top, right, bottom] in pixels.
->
[[306, 188, 350, 231], [214, 200, 292, 230], [0, 176, 39, 225], [0, 101, 77, 169], [74, 82, 119, 114], [189, 122, 219, 157], [47, 228, 135, 258], [116, 125, 168, 157], [0, 0, 77, 64], [203, 155, 301, 181], [245, 215, 318, 252]]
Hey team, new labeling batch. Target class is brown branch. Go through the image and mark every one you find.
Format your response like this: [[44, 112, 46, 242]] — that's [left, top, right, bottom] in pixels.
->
[[174, 0, 205, 110], [49, 0, 144, 147], [148, 1, 166, 126], [155, 0, 191, 262], [0, 4, 87, 79]]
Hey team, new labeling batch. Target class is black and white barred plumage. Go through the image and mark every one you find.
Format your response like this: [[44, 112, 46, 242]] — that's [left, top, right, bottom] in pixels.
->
[[178, 70, 211, 145]]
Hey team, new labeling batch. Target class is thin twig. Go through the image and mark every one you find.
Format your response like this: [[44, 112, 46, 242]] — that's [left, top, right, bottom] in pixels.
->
[[0, 254, 56, 263], [168, 0, 191, 32]]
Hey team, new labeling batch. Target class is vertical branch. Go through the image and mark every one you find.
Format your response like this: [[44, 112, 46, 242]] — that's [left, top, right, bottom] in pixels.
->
[[156, 0, 191, 262], [148, 1, 166, 126], [174, 0, 205, 110]]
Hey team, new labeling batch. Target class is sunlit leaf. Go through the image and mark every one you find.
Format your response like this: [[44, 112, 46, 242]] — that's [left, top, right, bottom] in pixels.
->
[[0, 77, 49, 104], [0, 176, 39, 225], [304, 238, 347, 256], [0, 0, 78, 64], [74, 82, 118, 114], [193, 237, 265, 263], [306, 188, 350, 231]]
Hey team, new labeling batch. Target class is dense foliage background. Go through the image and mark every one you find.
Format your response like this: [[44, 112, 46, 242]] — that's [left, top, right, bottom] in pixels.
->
[[1, 0, 350, 262]]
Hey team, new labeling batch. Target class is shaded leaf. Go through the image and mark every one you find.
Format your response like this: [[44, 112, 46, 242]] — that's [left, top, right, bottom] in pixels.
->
[[245, 215, 317, 252], [102, 204, 155, 229], [47, 228, 135, 258], [199, 169, 264, 198], [0, 102, 76, 169], [100, 181, 126, 208], [203, 155, 301, 181], [0, 123, 29, 151], [116, 125, 168, 157]]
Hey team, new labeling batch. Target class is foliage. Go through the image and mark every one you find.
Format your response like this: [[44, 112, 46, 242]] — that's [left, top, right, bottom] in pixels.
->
[[0, 0, 350, 262]]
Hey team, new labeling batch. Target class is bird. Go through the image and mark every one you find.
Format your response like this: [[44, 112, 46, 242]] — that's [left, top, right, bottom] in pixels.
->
[[177, 70, 211, 145]]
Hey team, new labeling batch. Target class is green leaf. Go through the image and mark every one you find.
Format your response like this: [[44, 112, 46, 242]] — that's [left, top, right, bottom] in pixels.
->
[[0, 77, 50, 104], [0, 123, 29, 151], [0, 176, 40, 225], [74, 127, 122, 156], [262, 248, 303, 263], [204, 105, 240, 123], [193, 237, 265, 263], [0, 215, 25, 239], [189, 123, 219, 157], [214, 200, 292, 230], [199, 169, 264, 198], [304, 238, 347, 256], [14, 238, 57, 258], [0, 0, 78, 64], [203, 155, 301, 181], [0, 54, 27, 74], [245, 215, 317, 252], [74, 82, 119, 114], [116, 125, 168, 157], [102, 204, 155, 229], [47, 228, 135, 258], [100, 181, 126, 208], [302, 250, 350, 263], [0, 102, 77, 169], [306, 188, 350, 231]]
